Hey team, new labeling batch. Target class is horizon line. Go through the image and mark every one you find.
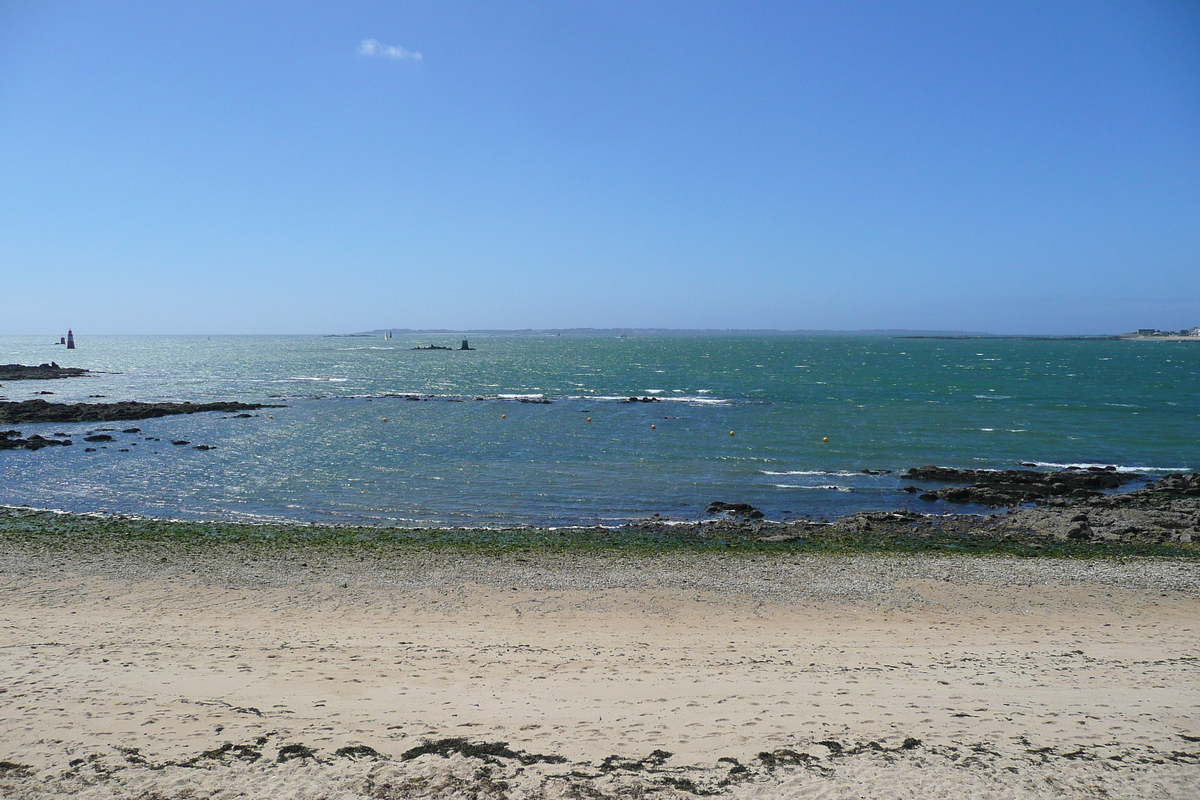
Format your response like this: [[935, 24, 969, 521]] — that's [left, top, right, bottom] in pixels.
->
[[4, 328, 1148, 338]]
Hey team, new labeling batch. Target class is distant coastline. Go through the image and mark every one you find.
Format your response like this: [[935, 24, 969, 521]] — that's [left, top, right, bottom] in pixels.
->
[[1119, 334, 1200, 342], [341, 328, 1006, 338], [336, 328, 1194, 340]]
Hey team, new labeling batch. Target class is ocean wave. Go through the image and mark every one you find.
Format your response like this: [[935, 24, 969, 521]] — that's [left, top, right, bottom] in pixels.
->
[[773, 484, 855, 492], [279, 376, 349, 383], [974, 394, 1013, 400], [566, 394, 733, 405], [1022, 461, 1189, 473], [761, 470, 864, 477]]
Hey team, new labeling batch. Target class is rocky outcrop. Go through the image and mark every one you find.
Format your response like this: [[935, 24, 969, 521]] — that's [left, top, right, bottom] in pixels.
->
[[0, 363, 89, 381], [0, 430, 73, 450], [706, 501, 765, 519], [1113, 472, 1200, 502], [902, 465, 1141, 506], [0, 399, 280, 424]]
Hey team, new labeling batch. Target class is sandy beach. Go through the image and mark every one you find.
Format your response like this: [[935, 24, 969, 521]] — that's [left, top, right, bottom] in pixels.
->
[[2, 529, 1198, 798]]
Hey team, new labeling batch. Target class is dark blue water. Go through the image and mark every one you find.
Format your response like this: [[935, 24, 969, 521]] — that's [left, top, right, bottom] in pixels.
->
[[1, 334, 1196, 525]]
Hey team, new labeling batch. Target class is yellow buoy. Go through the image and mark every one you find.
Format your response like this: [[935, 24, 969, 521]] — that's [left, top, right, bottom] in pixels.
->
[[502, 414, 507, 419], [651, 424, 656, 429], [823, 437, 829, 442], [382, 418, 388, 422], [729, 430, 735, 436], [587, 417, 592, 422], [268, 415, 274, 419]]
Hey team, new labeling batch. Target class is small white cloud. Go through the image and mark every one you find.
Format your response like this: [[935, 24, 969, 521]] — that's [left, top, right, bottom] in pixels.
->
[[359, 38, 423, 62]]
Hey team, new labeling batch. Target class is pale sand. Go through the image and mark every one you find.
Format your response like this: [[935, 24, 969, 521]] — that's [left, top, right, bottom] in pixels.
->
[[2, 540, 1198, 797]]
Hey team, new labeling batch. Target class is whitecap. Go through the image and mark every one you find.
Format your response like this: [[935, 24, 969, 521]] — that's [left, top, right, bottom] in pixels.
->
[[574, 393, 731, 405], [1022, 461, 1188, 473], [761, 470, 862, 477], [281, 376, 349, 383], [773, 484, 855, 492]]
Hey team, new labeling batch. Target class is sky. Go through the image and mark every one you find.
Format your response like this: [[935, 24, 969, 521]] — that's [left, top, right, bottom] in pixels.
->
[[1, 1, 1198, 335]]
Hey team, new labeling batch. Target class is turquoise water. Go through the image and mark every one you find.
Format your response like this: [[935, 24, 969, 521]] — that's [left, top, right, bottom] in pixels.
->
[[1, 334, 1196, 525]]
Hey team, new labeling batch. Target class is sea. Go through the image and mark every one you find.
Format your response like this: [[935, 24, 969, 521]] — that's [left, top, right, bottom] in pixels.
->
[[1, 333, 1196, 527]]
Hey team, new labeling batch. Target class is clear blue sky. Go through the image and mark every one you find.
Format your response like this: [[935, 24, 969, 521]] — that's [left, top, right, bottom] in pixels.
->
[[2, 1, 1197, 334]]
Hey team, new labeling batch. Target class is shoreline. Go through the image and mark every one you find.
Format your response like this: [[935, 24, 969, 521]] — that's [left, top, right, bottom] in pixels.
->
[[3, 506, 1198, 559], [2, 519, 1199, 798], [3, 466, 1197, 558]]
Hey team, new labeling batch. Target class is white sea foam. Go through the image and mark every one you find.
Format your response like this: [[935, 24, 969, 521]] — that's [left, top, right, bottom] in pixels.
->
[[666, 396, 731, 405], [569, 394, 732, 405], [761, 470, 864, 477], [281, 376, 349, 383], [773, 484, 855, 492], [497, 393, 544, 400], [1023, 461, 1188, 473]]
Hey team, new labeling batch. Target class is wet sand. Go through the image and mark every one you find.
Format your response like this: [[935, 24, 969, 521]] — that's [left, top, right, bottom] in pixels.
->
[[2, 537, 1199, 798]]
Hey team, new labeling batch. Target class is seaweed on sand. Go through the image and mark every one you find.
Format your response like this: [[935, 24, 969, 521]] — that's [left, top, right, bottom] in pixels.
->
[[400, 738, 567, 766]]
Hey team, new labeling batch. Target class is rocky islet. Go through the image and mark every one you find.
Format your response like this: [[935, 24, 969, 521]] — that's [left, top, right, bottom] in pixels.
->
[[0, 363, 90, 382]]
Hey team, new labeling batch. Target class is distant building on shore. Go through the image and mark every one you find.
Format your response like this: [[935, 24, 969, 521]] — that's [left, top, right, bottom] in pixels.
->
[[1123, 327, 1200, 339]]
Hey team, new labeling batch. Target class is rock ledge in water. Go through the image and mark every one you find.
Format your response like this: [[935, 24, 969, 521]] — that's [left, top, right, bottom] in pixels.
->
[[0, 399, 281, 424], [0, 363, 89, 381], [902, 465, 1140, 506]]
